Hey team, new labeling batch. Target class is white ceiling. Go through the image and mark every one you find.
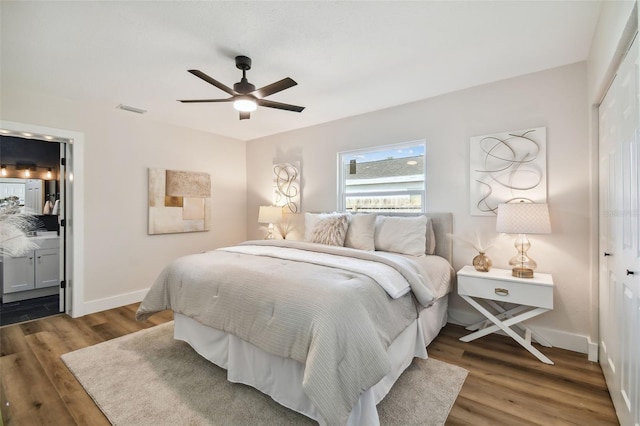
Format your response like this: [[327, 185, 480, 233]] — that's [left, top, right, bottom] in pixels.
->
[[1, 1, 602, 141]]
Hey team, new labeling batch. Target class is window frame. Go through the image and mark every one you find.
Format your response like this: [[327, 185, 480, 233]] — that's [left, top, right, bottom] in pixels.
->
[[337, 139, 427, 212]]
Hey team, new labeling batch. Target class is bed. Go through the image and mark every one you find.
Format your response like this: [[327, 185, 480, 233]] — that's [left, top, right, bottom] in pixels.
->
[[136, 212, 454, 426]]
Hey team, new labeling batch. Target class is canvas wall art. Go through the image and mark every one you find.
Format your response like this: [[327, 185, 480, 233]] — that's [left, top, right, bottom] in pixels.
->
[[148, 168, 211, 234], [469, 127, 547, 216], [273, 162, 300, 213]]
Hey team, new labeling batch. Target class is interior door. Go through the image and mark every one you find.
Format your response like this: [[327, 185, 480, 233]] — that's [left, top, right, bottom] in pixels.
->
[[617, 34, 639, 425], [599, 33, 639, 426], [598, 66, 620, 393]]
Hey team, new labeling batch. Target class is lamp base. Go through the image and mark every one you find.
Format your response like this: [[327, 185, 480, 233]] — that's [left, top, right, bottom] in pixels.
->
[[264, 223, 275, 240], [512, 267, 534, 279]]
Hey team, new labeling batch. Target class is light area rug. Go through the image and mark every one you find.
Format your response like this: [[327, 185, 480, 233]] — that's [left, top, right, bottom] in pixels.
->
[[61, 322, 467, 426]]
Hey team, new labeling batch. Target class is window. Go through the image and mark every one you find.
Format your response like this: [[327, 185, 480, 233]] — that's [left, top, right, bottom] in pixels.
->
[[337, 140, 426, 212]]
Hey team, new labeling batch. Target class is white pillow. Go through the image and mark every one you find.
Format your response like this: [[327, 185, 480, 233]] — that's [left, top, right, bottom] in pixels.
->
[[344, 214, 376, 251], [308, 214, 349, 246], [374, 215, 428, 256]]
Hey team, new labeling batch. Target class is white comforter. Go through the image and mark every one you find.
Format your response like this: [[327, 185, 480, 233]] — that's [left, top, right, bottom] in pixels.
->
[[136, 240, 436, 425]]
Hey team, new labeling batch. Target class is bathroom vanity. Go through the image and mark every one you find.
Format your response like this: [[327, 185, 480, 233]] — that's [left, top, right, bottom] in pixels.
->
[[1, 233, 60, 303]]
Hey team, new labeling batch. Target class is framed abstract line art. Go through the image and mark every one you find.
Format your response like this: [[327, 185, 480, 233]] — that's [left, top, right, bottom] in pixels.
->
[[148, 168, 211, 234], [273, 162, 300, 213], [469, 127, 547, 216]]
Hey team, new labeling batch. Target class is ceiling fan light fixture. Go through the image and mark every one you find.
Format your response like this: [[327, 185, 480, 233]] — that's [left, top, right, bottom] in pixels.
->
[[181, 56, 304, 120], [234, 96, 257, 112]]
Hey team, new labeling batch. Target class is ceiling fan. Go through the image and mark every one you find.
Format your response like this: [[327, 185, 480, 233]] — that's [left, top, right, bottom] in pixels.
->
[[178, 55, 305, 120]]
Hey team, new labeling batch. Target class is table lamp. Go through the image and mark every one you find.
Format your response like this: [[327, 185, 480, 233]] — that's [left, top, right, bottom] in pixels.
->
[[258, 206, 283, 239], [496, 201, 551, 278]]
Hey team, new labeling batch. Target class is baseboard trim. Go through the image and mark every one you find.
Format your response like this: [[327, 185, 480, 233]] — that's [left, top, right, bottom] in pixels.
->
[[72, 289, 147, 318], [587, 339, 599, 362], [448, 307, 596, 357]]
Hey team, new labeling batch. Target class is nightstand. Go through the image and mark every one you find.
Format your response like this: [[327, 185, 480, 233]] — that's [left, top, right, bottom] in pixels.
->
[[457, 265, 554, 365]]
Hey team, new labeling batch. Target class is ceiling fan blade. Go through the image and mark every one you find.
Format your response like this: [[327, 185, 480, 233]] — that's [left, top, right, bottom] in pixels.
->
[[252, 77, 297, 99], [257, 99, 305, 112], [188, 70, 237, 96], [239, 111, 251, 120], [178, 98, 234, 103]]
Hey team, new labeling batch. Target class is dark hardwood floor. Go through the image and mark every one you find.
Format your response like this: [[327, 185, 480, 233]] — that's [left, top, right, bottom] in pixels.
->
[[0, 303, 618, 425], [0, 294, 60, 326]]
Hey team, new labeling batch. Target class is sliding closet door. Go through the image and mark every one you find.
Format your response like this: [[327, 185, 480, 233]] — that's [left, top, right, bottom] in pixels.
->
[[599, 34, 639, 426]]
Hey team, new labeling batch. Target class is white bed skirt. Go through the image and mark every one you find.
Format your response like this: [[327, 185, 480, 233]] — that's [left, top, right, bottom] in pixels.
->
[[174, 296, 448, 426]]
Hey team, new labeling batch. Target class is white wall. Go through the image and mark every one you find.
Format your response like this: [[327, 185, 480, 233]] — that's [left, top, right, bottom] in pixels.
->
[[1, 86, 247, 315], [246, 62, 592, 353]]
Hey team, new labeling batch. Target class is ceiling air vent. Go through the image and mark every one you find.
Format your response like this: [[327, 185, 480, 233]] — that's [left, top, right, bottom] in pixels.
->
[[117, 104, 147, 114]]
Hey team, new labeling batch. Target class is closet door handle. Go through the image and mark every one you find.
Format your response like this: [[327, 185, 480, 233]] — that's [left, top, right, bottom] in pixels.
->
[[604, 252, 612, 257], [627, 270, 636, 276]]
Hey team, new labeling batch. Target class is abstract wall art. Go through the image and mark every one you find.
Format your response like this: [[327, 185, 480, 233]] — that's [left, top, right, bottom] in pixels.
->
[[469, 127, 547, 216], [273, 162, 300, 213], [148, 168, 211, 234]]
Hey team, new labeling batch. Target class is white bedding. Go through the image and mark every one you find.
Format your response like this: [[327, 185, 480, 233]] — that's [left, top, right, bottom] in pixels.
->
[[223, 241, 434, 301], [375, 251, 454, 300], [138, 239, 453, 425], [174, 296, 449, 426], [221, 244, 411, 299]]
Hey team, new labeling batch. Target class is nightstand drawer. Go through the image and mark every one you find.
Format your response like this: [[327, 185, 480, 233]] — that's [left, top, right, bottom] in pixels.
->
[[458, 269, 553, 309]]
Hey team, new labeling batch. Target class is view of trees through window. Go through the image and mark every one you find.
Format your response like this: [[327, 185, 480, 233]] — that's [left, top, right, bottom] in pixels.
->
[[338, 141, 426, 212]]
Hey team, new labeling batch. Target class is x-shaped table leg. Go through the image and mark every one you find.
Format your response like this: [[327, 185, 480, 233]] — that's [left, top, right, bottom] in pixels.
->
[[483, 300, 552, 347], [459, 295, 554, 365]]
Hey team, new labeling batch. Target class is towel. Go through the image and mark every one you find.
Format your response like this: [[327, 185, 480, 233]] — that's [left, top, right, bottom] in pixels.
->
[[52, 199, 60, 215], [43, 200, 53, 215]]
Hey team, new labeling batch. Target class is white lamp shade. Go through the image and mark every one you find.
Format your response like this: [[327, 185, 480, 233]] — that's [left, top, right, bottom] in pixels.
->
[[496, 202, 551, 234], [258, 206, 282, 224]]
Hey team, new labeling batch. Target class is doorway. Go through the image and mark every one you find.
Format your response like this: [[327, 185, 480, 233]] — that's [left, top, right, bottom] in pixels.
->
[[0, 120, 83, 320], [0, 135, 65, 325]]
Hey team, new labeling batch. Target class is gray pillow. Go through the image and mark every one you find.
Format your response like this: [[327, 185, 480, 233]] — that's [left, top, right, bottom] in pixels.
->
[[344, 214, 376, 251], [425, 218, 436, 255], [374, 215, 428, 256]]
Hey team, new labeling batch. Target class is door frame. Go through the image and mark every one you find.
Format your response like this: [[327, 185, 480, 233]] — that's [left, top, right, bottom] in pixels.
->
[[1, 120, 84, 318]]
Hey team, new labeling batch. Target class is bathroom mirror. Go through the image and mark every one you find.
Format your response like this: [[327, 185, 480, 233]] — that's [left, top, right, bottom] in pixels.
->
[[0, 178, 58, 215]]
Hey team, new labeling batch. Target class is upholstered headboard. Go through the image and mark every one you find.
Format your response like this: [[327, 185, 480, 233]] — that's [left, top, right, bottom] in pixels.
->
[[283, 211, 453, 263], [374, 212, 453, 264]]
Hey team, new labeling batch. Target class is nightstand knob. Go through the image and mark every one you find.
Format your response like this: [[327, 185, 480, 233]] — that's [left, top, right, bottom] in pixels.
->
[[495, 288, 509, 296]]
